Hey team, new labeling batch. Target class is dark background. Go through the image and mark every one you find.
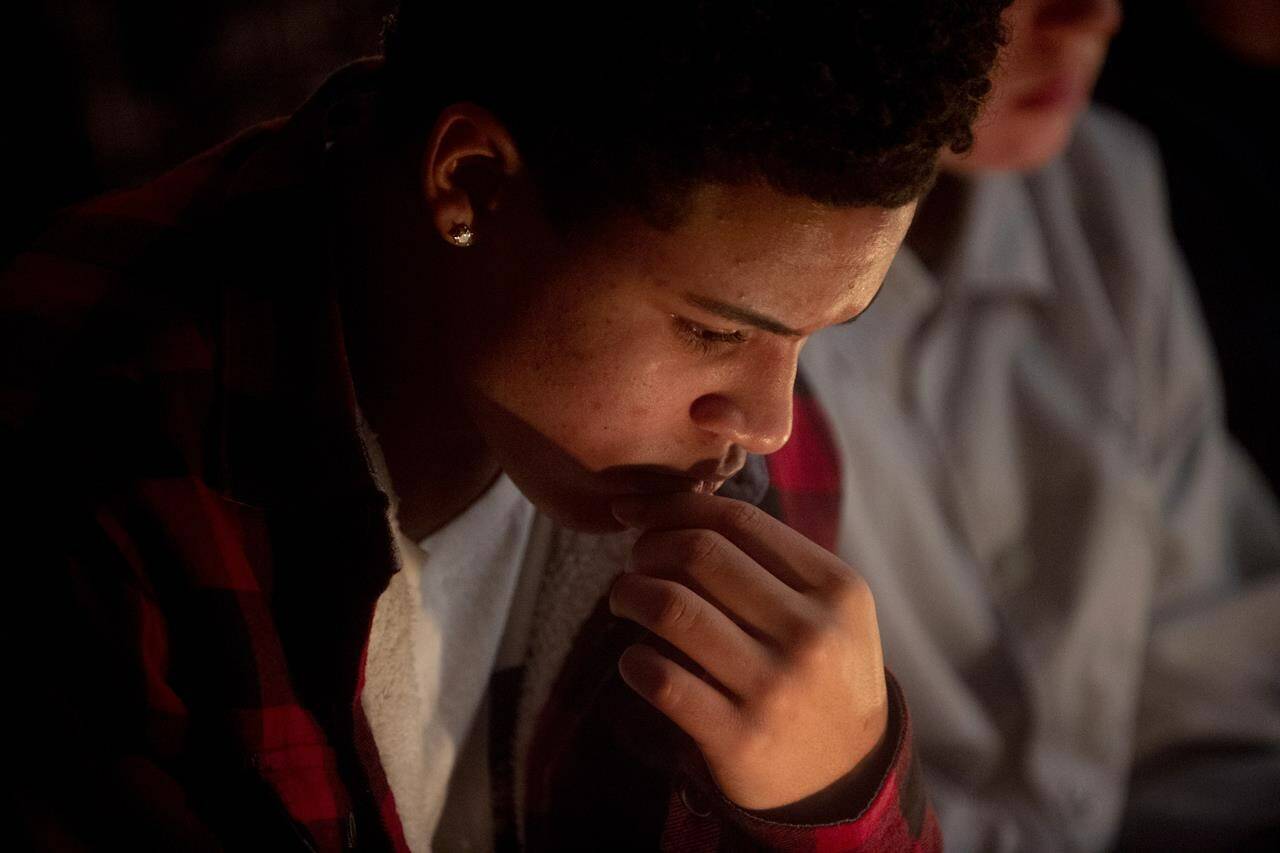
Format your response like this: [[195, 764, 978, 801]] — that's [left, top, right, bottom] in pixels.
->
[[2, 0, 391, 262]]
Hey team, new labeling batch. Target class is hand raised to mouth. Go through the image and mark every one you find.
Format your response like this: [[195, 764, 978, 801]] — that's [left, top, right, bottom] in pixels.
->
[[607, 492, 892, 817]]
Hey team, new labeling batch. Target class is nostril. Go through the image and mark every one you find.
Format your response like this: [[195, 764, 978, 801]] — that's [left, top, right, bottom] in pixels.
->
[[689, 394, 745, 437]]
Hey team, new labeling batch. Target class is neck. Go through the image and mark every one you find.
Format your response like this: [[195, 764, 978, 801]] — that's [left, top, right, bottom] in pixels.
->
[[328, 136, 501, 541]]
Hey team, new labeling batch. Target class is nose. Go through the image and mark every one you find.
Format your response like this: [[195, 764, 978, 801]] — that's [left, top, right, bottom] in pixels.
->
[[1041, 0, 1122, 37], [689, 364, 795, 456]]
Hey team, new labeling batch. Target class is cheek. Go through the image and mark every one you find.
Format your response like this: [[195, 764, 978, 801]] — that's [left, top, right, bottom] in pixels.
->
[[469, 293, 700, 468], [949, 73, 1084, 172], [546, 340, 702, 466]]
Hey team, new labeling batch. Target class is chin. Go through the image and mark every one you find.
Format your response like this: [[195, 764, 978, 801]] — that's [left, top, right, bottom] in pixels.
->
[[562, 513, 629, 534], [949, 108, 1083, 174], [1005, 116, 1080, 171], [503, 470, 629, 533], [538, 497, 629, 534]]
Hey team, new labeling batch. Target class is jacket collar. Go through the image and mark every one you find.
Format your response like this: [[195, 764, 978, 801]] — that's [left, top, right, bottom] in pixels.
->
[[223, 58, 384, 203]]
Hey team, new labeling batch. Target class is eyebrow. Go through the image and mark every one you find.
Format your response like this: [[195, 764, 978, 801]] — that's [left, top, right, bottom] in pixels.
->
[[682, 292, 870, 336], [682, 293, 803, 337]]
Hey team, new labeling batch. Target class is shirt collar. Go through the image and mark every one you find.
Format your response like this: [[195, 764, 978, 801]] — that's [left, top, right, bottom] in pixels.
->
[[913, 170, 1055, 300]]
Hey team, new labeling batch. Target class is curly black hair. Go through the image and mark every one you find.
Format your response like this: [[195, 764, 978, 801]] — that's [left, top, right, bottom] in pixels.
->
[[381, 1, 1008, 226]]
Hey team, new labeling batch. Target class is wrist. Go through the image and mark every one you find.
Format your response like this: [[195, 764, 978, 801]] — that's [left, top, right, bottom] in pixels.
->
[[739, 713, 894, 824]]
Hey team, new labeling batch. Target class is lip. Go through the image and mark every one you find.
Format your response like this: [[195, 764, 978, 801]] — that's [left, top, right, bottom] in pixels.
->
[[690, 478, 728, 495], [620, 450, 744, 496], [622, 469, 731, 496]]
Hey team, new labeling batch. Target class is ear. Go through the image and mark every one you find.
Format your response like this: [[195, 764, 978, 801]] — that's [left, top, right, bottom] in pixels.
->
[[421, 103, 523, 246]]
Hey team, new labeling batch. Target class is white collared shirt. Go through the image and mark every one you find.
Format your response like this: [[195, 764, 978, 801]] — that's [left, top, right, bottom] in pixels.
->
[[799, 106, 1280, 851]]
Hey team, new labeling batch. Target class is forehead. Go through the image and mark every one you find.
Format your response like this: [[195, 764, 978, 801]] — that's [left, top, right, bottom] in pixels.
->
[[606, 183, 914, 313]]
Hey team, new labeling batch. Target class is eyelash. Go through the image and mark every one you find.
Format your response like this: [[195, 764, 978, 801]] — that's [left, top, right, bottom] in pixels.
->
[[672, 315, 749, 354]]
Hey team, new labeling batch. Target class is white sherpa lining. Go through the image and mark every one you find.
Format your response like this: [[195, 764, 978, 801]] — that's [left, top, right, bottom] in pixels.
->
[[510, 523, 636, 846], [355, 409, 634, 849]]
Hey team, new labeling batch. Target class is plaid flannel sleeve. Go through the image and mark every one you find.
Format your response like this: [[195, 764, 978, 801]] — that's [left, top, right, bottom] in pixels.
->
[[11, 495, 227, 850]]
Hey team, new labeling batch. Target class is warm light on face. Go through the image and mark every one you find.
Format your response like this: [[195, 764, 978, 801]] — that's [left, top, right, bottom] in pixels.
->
[[458, 184, 915, 531]]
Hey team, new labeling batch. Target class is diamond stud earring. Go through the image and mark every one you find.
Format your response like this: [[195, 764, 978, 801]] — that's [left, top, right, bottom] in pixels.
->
[[448, 222, 476, 247]]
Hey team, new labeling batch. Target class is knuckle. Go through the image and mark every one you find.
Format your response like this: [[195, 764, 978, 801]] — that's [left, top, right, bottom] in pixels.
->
[[650, 667, 684, 711], [778, 606, 822, 648], [654, 585, 699, 633], [721, 499, 762, 535], [828, 570, 875, 615], [791, 630, 840, 672], [747, 654, 786, 700], [756, 680, 798, 722], [729, 714, 776, 760], [679, 529, 724, 567], [782, 604, 857, 671], [621, 645, 686, 712], [632, 529, 726, 577]]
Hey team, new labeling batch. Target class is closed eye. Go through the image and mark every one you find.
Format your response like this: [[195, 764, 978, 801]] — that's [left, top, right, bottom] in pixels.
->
[[672, 315, 749, 354]]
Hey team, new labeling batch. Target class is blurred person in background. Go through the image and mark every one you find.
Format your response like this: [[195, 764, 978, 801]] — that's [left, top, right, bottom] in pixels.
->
[[1097, 0, 1280, 501], [765, 0, 1280, 849], [1, 2, 1011, 850]]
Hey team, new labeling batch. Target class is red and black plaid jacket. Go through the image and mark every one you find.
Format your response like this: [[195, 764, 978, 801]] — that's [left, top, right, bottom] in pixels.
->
[[3, 61, 938, 851]]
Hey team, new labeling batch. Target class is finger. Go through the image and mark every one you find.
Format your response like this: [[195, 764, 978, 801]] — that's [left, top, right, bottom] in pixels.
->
[[630, 527, 813, 644], [609, 572, 771, 699], [612, 493, 841, 591], [617, 643, 741, 750]]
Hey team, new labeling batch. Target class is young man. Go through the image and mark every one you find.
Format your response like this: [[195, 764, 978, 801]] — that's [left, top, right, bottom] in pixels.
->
[[768, 0, 1280, 849], [2, 2, 1011, 850]]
